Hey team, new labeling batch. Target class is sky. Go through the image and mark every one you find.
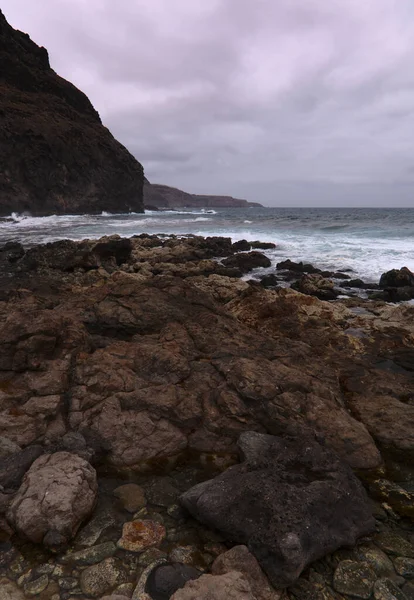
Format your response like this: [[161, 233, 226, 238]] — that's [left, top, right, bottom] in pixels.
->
[[3, 0, 414, 206]]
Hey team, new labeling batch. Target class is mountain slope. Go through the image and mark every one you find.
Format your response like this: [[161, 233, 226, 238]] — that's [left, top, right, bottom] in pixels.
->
[[0, 10, 144, 216]]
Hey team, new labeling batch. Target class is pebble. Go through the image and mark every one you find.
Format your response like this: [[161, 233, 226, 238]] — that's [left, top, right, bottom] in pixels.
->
[[60, 541, 117, 565], [144, 477, 179, 508], [374, 577, 409, 600], [353, 543, 396, 577], [374, 532, 414, 558], [114, 484, 146, 513], [80, 558, 126, 598], [138, 548, 168, 567], [23, 574, 49, 596], [394, 557, 414, 579], [333, 560, 376, 599], [117, 520, 166, 553], [76, 511, 116, 547]]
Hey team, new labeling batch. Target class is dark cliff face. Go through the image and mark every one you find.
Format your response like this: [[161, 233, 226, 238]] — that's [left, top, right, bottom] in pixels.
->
[[0, 10, 144, 216], [144, 181, 263, 209]]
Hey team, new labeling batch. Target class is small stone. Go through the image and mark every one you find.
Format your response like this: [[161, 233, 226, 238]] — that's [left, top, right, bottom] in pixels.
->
[[394, 557, 414, 579], [169, 546, 208, 570], [114, 484, 146, 513], [76, 510, 116, 547], [145, 563, 201, 599], [333, 560, 376, 599], [58, 577, 79, 590], [80, 558, 126, 598], [24, 574, 49, 596], [374, 578, 409, 600], [132, 559, 167, 599], [138, 548, 168, 567], [375, 532, 414, 558], [117, 520, 166, 553], [354, 543, 396, 577], [34, 563, 55, 575], [60, 542, 117, 565], [115, 582, 135, 597]]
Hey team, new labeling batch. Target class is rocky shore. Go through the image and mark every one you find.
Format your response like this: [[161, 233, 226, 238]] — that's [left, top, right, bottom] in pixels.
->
[[0, 234, 413, 600]]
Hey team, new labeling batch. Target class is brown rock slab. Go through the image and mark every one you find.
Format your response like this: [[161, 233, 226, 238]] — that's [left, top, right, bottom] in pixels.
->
[[170, 571, 256, 600]]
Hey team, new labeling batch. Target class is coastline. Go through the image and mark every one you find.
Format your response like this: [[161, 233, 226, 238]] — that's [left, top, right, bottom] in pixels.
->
[[0, 233, 413, 598]]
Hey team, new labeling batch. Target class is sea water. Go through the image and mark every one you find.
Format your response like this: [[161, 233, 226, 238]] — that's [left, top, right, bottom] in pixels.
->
[[1, 207, 414, 283]]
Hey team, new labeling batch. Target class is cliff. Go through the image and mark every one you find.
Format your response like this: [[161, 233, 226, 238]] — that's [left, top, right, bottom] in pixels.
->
[[144, 181, 263, 209], [0, 10, 144, 216]]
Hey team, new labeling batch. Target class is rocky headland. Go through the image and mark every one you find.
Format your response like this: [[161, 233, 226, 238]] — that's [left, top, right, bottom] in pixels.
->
[[0, 234, 413, 600], [143, 181, 263, 210], [0, 10, 144, 216]]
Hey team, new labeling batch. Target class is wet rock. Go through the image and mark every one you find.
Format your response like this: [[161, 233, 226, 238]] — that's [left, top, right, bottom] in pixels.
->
[[23, 574, 49, 596], [180, 432, 375, 588], [380, 267, 414, 288], [0, 242, 25, 263], [60, 542, 117, 565], [259, 274, 280, 288], [0, 445, 43, 490], [80, 558, 126, 598], [353, 543, 396, 577], [114, 484, 146, 513], [249, 241, 276, 250], [138, 548, 168, 567], [212, 545, 282, 600], [93, 238, 133, 266], [394, 557, 414, 579], [0, 578, 25, 600], [276, 260, 320, 273], [145, 478, 179, 508], [373, 577, 408, 600], [7, 452, 97, 550], [117, 520, 166, 552], [369, 479, 414, 518], [170, 571, 256, 600], [76, 510, 116, 547], [145, 563, 201, 600], [169, 546, 208, 571], [374, 532, 414, 558], [333, 560, 376, 599], [222, 251, 271, 273], [132, 558, 167, 599], [232, 240, 252, 252], [291, 274, 339, 300]]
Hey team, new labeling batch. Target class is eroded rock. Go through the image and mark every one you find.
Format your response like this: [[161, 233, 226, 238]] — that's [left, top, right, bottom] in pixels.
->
[[7, 452, 97, 549], [180, 432, 375, 588]]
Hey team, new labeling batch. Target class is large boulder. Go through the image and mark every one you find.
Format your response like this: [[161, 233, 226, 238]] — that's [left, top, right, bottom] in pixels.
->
[[7, 451, 97, 549], [380, 267, 414, 288], [222, 251, 271, 273], [179, 432, 375, 588], [291, 273, 339, 300]]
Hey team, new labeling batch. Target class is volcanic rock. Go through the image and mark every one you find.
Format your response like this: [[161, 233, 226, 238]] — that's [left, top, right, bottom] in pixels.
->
[[0, 9, 144, 215], [222, 251, 271, 273], [291, 273, 339, 300], [7, 451, 97, 549], [380, 267, 414, 288], [179, 431, 375, 588]]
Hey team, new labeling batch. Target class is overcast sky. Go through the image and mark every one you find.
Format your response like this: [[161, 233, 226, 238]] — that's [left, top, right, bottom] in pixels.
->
[[3, 0, 414, 206]]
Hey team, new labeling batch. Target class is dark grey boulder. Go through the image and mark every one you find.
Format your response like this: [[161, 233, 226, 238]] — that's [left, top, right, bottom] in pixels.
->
[[145, 563, 201, 600], [380, 267, 414, 288], [179, 432, 375, 589], [222, 252, 271, 273]]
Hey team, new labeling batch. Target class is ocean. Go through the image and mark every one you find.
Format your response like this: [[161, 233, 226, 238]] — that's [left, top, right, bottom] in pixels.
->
[[1, 207, 414, 283]]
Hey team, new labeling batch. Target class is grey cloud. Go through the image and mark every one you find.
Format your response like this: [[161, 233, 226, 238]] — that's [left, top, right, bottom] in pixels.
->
[[3, 0, 414, 205]]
